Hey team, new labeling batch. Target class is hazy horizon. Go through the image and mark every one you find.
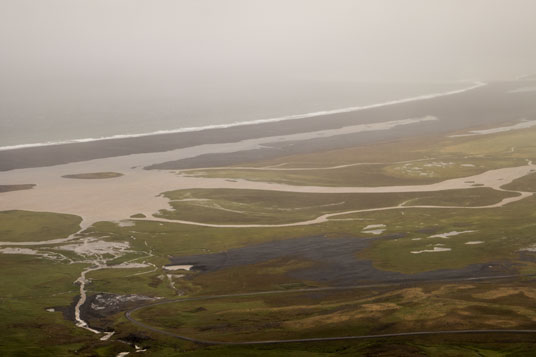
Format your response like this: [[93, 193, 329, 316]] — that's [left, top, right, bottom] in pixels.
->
[[1, 1, 535, 146], [2, 0, 535, 83]]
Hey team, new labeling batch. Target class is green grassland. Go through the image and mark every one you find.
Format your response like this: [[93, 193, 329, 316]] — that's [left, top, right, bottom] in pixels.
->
[[156, 187, 516, 225], [182, 164, 426, 187], [1, 206, 535, 355], [343, 194, 536, 273], [87, 193, 536, 296], [0, 210, 81, 242], [0, 253, 103, 356], [134, 280, 536, 343], [183, 156, 525, 187], [503, 172, 536, 192], [2, 124, 536, 355], [182, 127, 536, 187], [228, 136, 442, 168]]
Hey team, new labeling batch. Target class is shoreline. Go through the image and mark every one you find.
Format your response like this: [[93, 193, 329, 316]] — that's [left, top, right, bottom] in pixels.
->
[[0, 81, 483, 152], [0, 80, 534, 172]]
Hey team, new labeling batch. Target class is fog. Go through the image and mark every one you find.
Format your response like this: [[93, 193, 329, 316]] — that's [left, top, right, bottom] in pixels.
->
[[1, 1, 535, 146], [2, 0, 535, 83]]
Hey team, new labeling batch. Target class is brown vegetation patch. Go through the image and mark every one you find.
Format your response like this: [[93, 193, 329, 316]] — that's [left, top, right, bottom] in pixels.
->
[[61, 172, 123, 179], [0, 184, 35, 193]]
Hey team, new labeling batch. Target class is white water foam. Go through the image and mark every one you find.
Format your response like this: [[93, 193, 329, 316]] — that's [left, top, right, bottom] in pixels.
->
[[0, 81, 485, 152]]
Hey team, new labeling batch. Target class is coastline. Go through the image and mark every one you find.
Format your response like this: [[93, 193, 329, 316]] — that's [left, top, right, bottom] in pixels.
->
[[0, 81, 483, 152], [0, 80, 534, 172]]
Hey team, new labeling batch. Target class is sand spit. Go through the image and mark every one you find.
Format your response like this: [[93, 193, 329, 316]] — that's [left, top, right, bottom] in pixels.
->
[[450, 119, 536, 137], [247, 116, 440, 143]]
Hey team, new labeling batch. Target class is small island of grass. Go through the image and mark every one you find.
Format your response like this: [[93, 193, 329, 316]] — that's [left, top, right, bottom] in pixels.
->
[[61, 172, 124, 179], [0, 184, 36, 193]]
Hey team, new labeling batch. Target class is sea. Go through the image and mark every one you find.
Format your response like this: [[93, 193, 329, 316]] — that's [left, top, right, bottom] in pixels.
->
[[0, 79, 471, 151]]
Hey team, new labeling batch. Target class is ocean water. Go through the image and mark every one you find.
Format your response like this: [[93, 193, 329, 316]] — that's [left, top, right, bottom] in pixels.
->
[[0, 79, 470, 150]]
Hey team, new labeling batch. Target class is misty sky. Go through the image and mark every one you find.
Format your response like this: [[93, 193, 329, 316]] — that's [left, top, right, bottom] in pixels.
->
[[1, 0, 535, 85]]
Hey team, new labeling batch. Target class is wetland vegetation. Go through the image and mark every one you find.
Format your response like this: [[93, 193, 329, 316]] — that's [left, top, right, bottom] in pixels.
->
[[2, 123, 536, 356]]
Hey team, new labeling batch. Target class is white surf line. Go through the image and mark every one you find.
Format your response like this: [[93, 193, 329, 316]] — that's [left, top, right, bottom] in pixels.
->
[[223, 116, 440, 147], [0, 82, 485, 152]]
